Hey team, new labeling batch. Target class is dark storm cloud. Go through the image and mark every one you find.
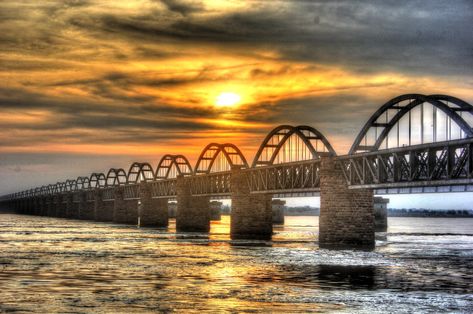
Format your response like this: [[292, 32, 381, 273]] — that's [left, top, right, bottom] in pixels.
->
[[160, 0, 203, 16], [0, 86, 218, 141], [65, 0, 473, 76]]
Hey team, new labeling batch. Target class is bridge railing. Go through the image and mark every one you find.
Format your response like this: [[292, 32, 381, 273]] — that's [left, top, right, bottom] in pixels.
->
[[124, 184, 139, 200], [86, 190, 95, 202], [102, 188, 115, 201], [189, 171, 231, 197], [150, 179, 177, 198], [246, 159, 321, 194], [338, 138, 473, 189]]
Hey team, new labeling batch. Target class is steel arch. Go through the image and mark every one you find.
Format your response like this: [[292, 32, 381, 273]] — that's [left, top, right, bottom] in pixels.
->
[[89, 173, 106, 188], [55, 182, 66, 193], [47, 184, 55, 195], [65, 179, 77, 192], [75, 176, 90, 190], [195, 143, 249, 174], [156, 154, 193, 179], [106, 168, 127, 186], [40, 185, 49, 196], [252, 125, 336, 167], [349, 94, 473, 154], [127, 162, 155, 183]]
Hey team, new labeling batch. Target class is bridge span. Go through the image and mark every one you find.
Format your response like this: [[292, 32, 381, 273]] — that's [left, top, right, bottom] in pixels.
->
[[1, 94, 473, 249]]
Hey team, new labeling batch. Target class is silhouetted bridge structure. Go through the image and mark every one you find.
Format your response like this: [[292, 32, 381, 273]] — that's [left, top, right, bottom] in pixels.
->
[[2, 94, 473, 249]]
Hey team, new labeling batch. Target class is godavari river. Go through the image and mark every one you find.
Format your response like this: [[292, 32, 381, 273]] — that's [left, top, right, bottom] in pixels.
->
[[0, 214, 472, 313]]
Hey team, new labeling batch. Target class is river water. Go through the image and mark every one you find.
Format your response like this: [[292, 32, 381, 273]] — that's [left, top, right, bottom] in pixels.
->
[[0, 214, 472, 313]]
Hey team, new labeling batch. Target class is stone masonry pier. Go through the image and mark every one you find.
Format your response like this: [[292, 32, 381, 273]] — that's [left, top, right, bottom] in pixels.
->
[[176, 175, 210, 232], [319, 157, 375, 249], [230, 166, 272, 240]]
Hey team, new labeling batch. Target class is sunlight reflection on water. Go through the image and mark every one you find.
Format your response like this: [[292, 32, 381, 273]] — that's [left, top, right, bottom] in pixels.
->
[[0, 214, 472, 313]]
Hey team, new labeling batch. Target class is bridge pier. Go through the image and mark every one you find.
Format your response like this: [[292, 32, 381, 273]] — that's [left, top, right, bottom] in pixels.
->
[[230, 166, 272, 240], [113, 187, 138, 225], [31, 198, 39, 215], [168, 202, 177, 218], [46, 196, 56, 217], [56, 194, 67, 218], [76, 191, 87, 220], [272, 199, 286, 224], [94, 189, 113, 222], [29, 198, 36, 215], [23, 199, 29, 214], [210, 201, 222, 221], [176, 175, 210, 232], [64, 193, 74, 218], [138, 182, 169, 227], [374, 197, 389, 232], [319, 157, 375, 250], [38, 197, 46, 216]]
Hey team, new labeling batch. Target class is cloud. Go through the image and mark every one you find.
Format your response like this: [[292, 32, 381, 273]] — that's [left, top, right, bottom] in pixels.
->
[[0, 0, 473, 194]]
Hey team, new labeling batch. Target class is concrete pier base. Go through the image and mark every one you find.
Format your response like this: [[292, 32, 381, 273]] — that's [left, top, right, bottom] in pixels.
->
[[56, 195, 66, 218], [272, 199, 286, 224], [319, 157, 375, 250], [374, 197, 389, 232], [77, 191, 88, 219], [64, 193, 74, 218], [138, 182, 169, 227], [230, 166, 272, 240], [210, 201, 222, 221], [94, 190, 113, 222], [82, 200, 95, 220], [46, 196, 56, 217], [168, 202, 177, 218], [176, 176, 210, 232], [113, 187, 138, 225], [69, 201, 79, 219], [39, 197, 47, 216]]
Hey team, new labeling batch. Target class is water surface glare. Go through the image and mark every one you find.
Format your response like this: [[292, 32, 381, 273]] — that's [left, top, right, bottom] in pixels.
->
[[0, 214, 472, 313]]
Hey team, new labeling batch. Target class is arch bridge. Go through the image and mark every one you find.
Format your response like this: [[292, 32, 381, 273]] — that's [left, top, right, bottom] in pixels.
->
[[2, 94, 473, 202], [2, 93, 473, 249]]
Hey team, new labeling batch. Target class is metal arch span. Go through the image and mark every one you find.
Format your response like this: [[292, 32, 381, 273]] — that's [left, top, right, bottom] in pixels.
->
[[54, 182, 66, 193], [75, 176, 90, 190], [127, 162, 155, 183], [106, 168, 127, 186], [350, 94, 473, 154], [65, 179, 77, 192], [195, 143, 249, 174], [252, 125, 336, 167], [156, 154, 193, 179], [89, 173, 106, 188]]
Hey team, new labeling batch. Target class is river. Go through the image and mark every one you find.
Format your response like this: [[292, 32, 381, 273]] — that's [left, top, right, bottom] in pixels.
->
[[0, 214, 472, 313]]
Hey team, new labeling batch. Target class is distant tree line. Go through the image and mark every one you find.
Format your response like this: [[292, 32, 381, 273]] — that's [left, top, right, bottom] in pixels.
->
[[388, 208, 473, 217], [219, 205, 473, 218]]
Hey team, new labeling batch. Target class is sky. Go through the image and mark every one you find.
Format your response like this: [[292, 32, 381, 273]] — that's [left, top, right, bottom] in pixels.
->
[[1, 0, 473, 208]]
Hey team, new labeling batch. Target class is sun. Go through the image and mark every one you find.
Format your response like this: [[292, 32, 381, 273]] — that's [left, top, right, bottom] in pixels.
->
[[215, 92, 241, 107]]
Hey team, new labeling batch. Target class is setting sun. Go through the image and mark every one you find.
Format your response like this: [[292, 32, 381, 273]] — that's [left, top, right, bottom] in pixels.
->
[[215, 92, 241, 107]]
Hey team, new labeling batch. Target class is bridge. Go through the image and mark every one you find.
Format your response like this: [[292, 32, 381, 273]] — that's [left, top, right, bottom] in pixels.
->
[[1, 94, 472, 249]]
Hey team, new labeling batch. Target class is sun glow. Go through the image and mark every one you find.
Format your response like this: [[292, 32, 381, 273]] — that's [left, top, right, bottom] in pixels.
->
[[215, 92, 241, 107]]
